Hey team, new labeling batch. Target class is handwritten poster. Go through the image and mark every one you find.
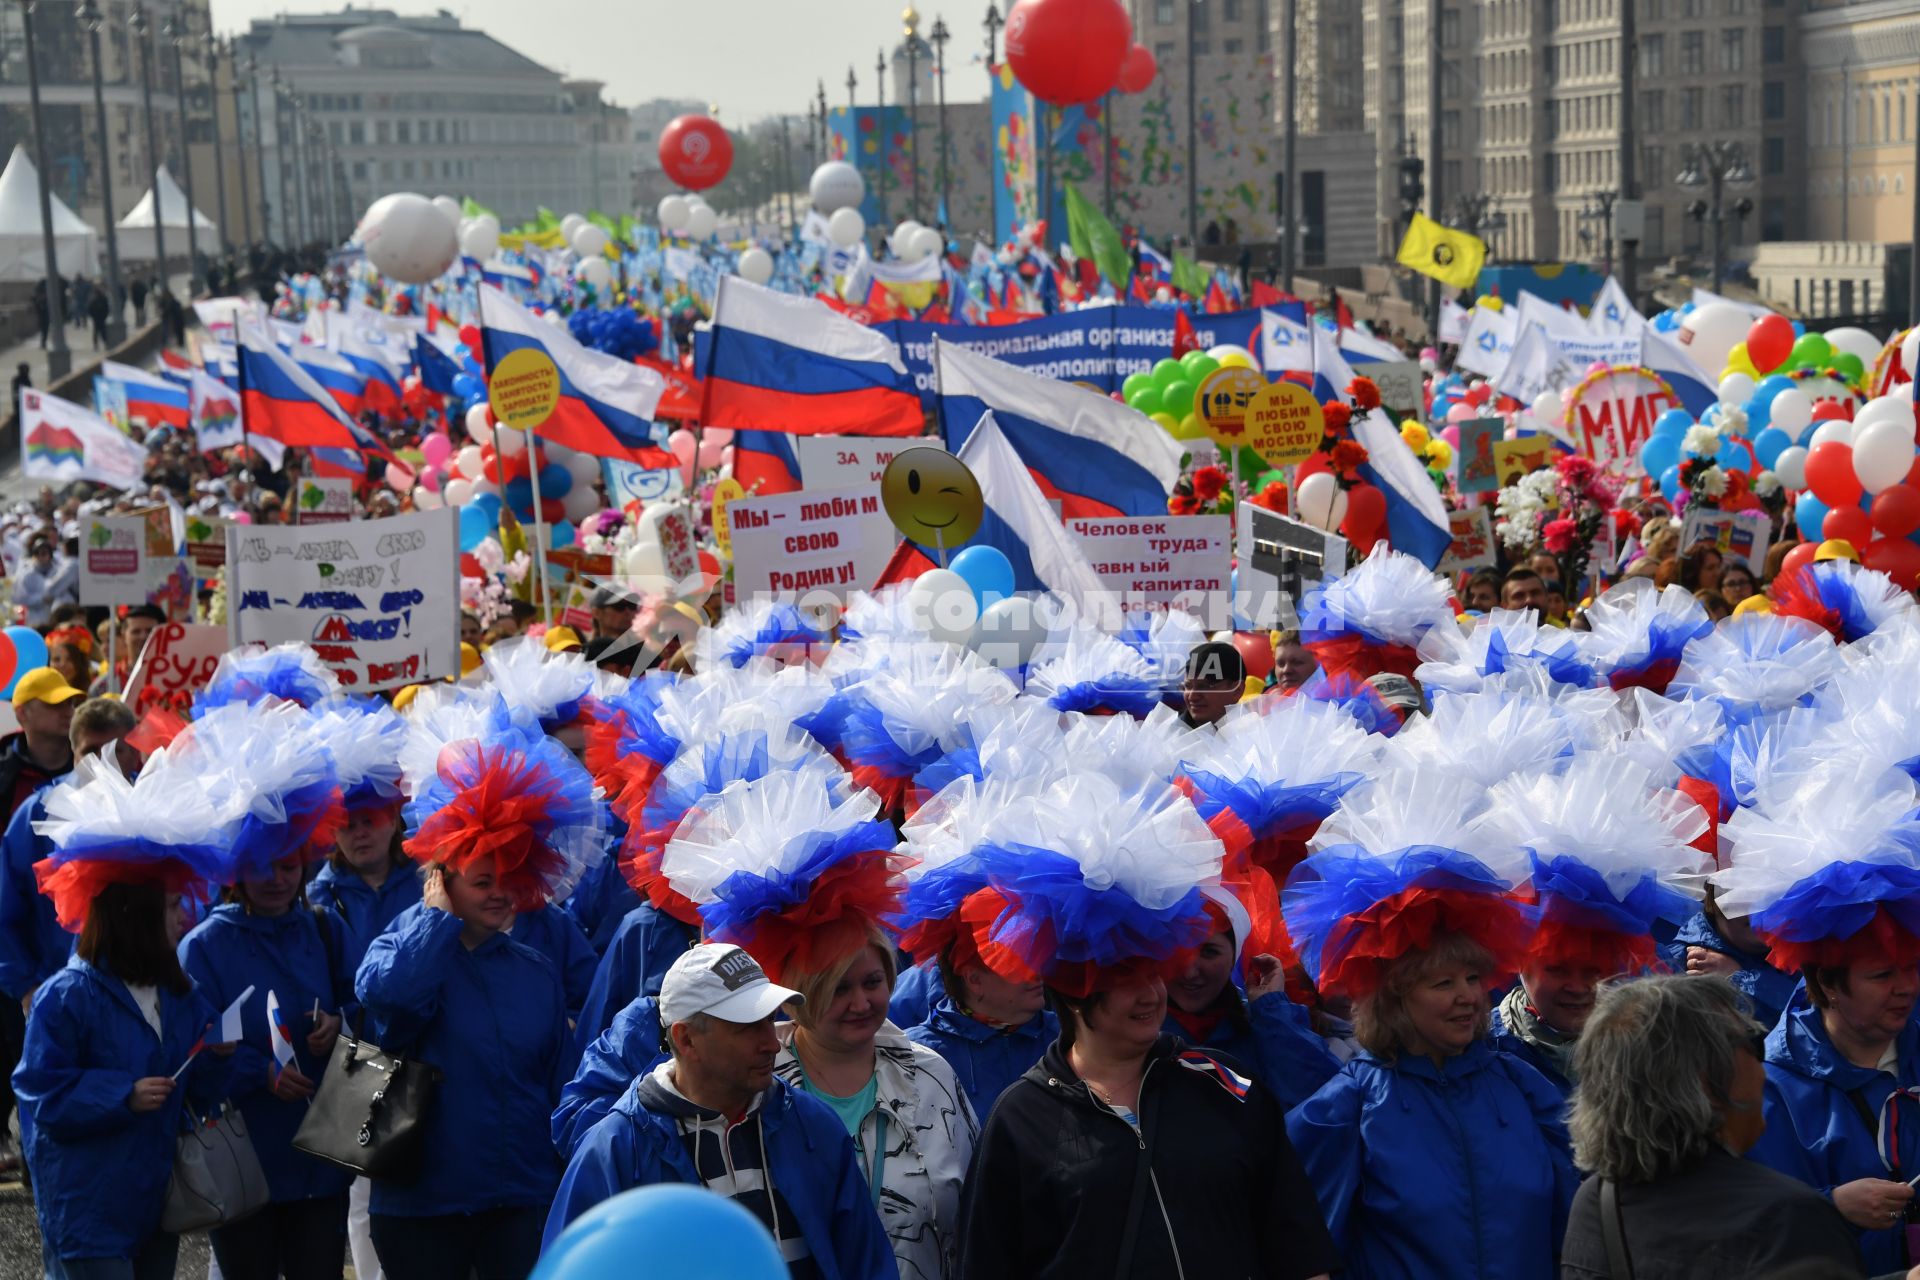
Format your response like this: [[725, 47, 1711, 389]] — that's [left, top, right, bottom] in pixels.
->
[[1439, 507, 1497, 575], [729, 484, 897, 602], [1066, 516, 1231, 607], [123, 623, 228, 715], [796, 435, 946, 493], [226, 508, 459, 691]]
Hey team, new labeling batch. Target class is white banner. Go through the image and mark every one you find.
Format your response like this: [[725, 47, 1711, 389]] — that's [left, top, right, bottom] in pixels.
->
[[79, 515, 148, 606], [1457, 307, 1517, 378], [1066, 515, 1231, 607], [729, 483, 897, 601], [20, 388, 146, 491], [226, 508, 460, 691], [295, 476, 356, 524], [795, 435, 945, 492]]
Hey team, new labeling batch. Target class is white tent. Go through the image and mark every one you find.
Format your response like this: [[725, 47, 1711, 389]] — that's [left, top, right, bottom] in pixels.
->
[[117, 165, 217, 262], [0, 145, 98, 282]]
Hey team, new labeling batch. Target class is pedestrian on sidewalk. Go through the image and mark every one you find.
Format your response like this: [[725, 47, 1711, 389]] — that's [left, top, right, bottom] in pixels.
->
[[69, 275, 90, 329], [30, 280, 48, 349], [130, 276, 149, 327], [87, 289, 109, 351]]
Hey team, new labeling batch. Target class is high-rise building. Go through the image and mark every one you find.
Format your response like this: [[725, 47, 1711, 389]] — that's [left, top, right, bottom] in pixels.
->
[[1802, 0, 1920, 246]]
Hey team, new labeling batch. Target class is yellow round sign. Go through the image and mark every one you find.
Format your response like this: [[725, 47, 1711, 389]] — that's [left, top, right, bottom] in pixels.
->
[[711, 477, 745, 559], [1196, 366, 1268, 447], [487, 348, 561, 431], [1242, 381, 1326, 468]]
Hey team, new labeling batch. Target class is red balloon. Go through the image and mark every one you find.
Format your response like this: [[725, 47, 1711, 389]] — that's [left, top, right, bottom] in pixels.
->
[[1231, 630, 1275, 681], [1823, 505, 1874, 547], [658, 115, 734, 191], [1295, 451, 1331, 486], [1811, 399, 1854, 424], [1006, 0, 1133, 105], [1116, 43, 1157, 93], [1746, 313, 1795, 374], [540, 499, 567, 525], [1872, 484, 1920, 539], [1863, 537, 1920, 591], [1341, 482, 1389, 546], [1805, 441, 1864, 507], [1780, 541, 1819, 578], [458, 324, 482, 354]]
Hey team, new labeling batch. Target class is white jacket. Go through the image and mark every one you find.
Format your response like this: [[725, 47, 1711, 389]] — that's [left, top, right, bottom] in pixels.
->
[[775, 1020, 978, 1280]]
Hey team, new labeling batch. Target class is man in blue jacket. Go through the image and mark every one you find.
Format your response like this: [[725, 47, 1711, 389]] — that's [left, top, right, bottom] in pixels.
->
[[543, 944, 896, 1279]]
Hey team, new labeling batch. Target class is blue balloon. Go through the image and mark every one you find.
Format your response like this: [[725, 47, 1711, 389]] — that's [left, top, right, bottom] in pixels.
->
[[550, 519, 577, 549], [452, 373, 483, 401], [1752, 427, 1792, 469], [950, 545, 1016, 609], [1653, 409, 1693, 441], [1796, 491, 1831, 542], [504, 476, 535, 512], [458, 504, 493, 552], [532, 1185, 784, 1280], [537, 463, 573, 499], [1640, 434, 1681, 478], [1659, 465, 1682, 502], [1792, 320, 1806, 337], [1721, 440, 1755, 473], [452, 344, 472, 363], [0, 625, 48, 696], [1750, 374, 1796, 414], [469, 492, 503, 527]]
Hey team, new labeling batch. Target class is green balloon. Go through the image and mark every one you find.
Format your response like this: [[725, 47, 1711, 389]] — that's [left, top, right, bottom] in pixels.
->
[[1162, 379, 1196, 418], [1834, 352, 1866, 382], [1235, 445, 1268, 484], [1130, 387, 1164, 418], [1255, 469, 1288, 491], [1181, 352, 1221, 381], [1122, 372, 1154, 402], [1152, 358, 1187, 394], [1792, 333, 1833, 368]]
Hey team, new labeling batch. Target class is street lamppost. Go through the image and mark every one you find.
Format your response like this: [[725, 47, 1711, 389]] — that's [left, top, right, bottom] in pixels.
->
[[128, 7, 168, 295], [1576, 189, 1617, 276], [1451, 192, 1508, 264], [1186, 0, 1200, 244], [846, 65, 856, 115], [164, 16, 203, 295], [229, 40, 252, 248], [292, 101, 314, 247], [983, 3, 1002, 69], [203, 30, 229, 256], [270, 71, 293, 246], [904, 8, 921, 223], [930, 16, 950, 226], [75, 0, 125, 345], [1675, 141, 1754, 294], [19, 0, 68, 376], [875, 48, 889, 229]]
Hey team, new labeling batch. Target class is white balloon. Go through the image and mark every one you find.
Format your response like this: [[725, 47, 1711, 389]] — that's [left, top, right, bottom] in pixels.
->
[[1296, 472, 1347, 532], [657, 195, 691, 232], [562, 488, 601, 525], [472, 478, 500, 498], [737, 246, 774, 285], [970, 596, 1049, 669], [889, 221, 923, 257], [1824, 326, 1884, 367], [827, 207, 866, 248], [359, 193, 459, 284], [808, 161, 866, 214], [1532, 390, 1564, 422], [411, 485, 443, 510], [1903, 329, 1919, 373], [431, 195, 462, 223], [459, 221, 499, 262], [495, 425, 527, 456], [564, 452, 600, 486], [1678, 302, 1751, 377], [454, 445, 485, 479], [442, 478, 475, 508], [1856, 394, 1916, 434], [907, 225, 945, 262], [1853, 418, 1916, 494], [1768, 388, 1814, 438], [906, 569, 980, 645], [1775, 445, 1809, 490], [570, 224, 609, 258], [1808, 418, 1856, 450], [575, 257, 613, 291], [1205, 344, 1255, 366], [624, 537, 666, 587], [684, 203, 718, 240], [560, 213, 587, 241], [1717, 373, 1756, 406], [463, 403, 493, 443]]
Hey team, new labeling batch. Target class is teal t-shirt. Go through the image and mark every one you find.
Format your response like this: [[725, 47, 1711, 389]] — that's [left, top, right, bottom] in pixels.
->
[[798, 1065, 885, 1202]]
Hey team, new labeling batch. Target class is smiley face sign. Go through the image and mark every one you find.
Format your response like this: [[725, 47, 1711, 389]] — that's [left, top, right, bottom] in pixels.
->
[[881, 447, 984, 547]]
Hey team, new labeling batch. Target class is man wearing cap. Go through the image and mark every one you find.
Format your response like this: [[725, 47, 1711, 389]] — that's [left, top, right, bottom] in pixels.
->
[[543, 944, 896, 1279], [588, 586, 640, 644]]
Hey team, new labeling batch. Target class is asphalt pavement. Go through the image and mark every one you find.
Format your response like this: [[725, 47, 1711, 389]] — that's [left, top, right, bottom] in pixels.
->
[[0, 1170, 212, 1280]]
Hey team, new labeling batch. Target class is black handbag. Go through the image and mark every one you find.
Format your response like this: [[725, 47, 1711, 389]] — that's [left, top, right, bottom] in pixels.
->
[[291, 1017, 441, 1182]]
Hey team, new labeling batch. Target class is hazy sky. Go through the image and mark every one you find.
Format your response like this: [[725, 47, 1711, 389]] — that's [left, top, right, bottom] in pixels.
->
[[214, 0, 999, 121]]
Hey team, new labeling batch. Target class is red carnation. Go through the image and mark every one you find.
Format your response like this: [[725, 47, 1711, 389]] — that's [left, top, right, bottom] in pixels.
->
[[1169, 493, 1201, 516], [1191, 465, 1227, 503], [1252, 481, 1288, 512], [1329, 440, 1371, 476], [1321, 402, 1352, 435], [1347, 377, 1381, 411], [1542, 518, 1578, 554]]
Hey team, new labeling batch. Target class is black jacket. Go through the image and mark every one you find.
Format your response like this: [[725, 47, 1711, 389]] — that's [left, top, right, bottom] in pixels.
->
[[957, 1034, 1338, 1280], [0, 733, 65, 830]]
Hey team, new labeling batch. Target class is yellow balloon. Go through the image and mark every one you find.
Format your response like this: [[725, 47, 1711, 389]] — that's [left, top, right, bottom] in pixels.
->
[[1150, 411, 1181, 436], [1477, 296, 1504, 312], [1214, 350, 1257, 371], [1724, 340, 1759, 380], [1241, 676, 1266, 702], [1172, 413, 1209, 440]]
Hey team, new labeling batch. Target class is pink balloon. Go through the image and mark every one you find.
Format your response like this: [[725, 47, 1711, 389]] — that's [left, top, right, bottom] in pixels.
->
[[700, 428, 735, 448], [697, 440, 727, 469], [669, 428, 698, 485], [421, 432, 452, 468], [385, 462, 415, 493], [1441, 426, 1461, 447], [1446, 403, 1474, 423], [232, 512, 253, 525], [721, 445, 735, 467], [420, 468, 442, 493]]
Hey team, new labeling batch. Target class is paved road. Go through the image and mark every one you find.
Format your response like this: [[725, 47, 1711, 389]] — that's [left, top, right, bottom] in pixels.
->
[[0, 1175, 212, 1280]]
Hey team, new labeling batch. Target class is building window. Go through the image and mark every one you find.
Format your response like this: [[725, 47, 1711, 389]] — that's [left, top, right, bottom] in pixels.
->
[[397, 120, 411, 144], [1155, 41, 1175, 62], [1764, 135, 1785, 174], [1764, 80, 1784, 121], [1683, 0, 1703, 14], [1223, 37, 1242, 54], [1191, 0, 1209, 31], [375, 120, 390, 145], [1680, 31, 1704, 75], [1762, 25, 1784, 62], [1223, 0, 1240, 19], [1641, 34, 1663, 77], [1441, 8, 1460, 48], [1719, 29, 1743, 72], [1641, 88, 1665, 131], [1721, 84, 1744, 127], [1727, 0, 1746, 12], [1680, 87, 1703, 129], [349, 122, 364, 145], [1642, 144, 1663, 188], [1154, 0, 1175, 24]]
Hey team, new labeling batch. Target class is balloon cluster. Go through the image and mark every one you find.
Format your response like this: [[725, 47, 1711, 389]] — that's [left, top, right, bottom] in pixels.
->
[[1120, 345, 1257, 440], [897, 547, 1022, 648], [657, 193, 719, 242], [887, 221, 946, 262], [567, 308, 658, 362]]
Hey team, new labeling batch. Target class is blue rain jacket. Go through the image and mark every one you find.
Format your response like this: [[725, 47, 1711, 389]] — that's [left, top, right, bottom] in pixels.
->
[[1163, 990, 1345, 1111], [1487, 1005, 1572, 1103], [888, 958, 939, 1029], [552, 995, 665, 1159], [510, 904, 598, 1022], [558, 832, 638, 954], [1286, 1039, 1578, 1279], [0, 787, 72, 1001], [177, 903, 351, 1203], [1748, 988, 1920, 1275], [1665, 909, 1797, 1029], [309, 860, 422, 1024], [571, 904, 696, 1055], [905, 993, 1055, 1121], [355, 903, 577, 1217], [13, 956, 233, 1261], [543, 1071, 898, 1280]]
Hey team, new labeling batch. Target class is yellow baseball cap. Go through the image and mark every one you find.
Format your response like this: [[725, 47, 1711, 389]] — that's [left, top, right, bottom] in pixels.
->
[[1815, 538, 1860, 563], [390, 684, 422, 713], [1732, 594, 1774, 617], [459, 642, 483, 676], [543, 626, 584, 654], [11, 668, 85, 709]]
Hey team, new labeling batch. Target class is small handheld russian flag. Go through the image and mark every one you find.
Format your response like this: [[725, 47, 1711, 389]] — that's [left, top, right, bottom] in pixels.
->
[[266, 989, 296, 1077]]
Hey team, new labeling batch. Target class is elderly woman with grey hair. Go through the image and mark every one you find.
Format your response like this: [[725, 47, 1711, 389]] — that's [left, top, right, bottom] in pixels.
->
[[1560, 975, 1863, 1279]]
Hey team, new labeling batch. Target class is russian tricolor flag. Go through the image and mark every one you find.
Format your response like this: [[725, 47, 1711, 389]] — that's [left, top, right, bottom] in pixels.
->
[[236, 321, 396, 464], [291, 347, 368, 417], [732, 430, 802, 497], [1642, 329, 1720, 419], [876, 410, 1107, 603], [935, 340, 1181, 519], [339, 327, 406, 417], [478, 284, 674, 468], [1351, 407, 1453, 569], [102, 359, 189, 429], [415, 331, 464, 396], [704, 276, 924, 437]]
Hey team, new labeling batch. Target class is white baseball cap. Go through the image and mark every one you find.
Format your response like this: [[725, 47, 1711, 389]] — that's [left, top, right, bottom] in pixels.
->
[[659, 943, 803, 1027]]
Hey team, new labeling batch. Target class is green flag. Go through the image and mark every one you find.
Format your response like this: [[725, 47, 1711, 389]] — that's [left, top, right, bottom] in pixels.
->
[[535, 207, 560, 232], [1172, 253, 1209, 299], [461, 196, 497, 220], [1064, 183, 1132, 292]]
